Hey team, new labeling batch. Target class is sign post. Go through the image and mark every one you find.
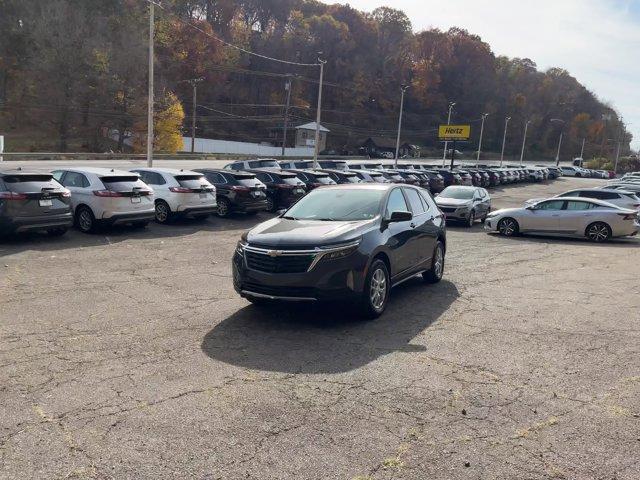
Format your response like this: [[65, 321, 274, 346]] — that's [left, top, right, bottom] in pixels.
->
[[438, 125, 470, 170]]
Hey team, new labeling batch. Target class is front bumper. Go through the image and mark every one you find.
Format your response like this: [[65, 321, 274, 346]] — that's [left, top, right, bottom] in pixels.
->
[[1, 212, 74, 233], [232, 247, 368, 302], [437, 206, 470, 220]]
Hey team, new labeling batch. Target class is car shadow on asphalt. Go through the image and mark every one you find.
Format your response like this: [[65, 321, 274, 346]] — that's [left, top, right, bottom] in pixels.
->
[[200, 279, 459, 374], [0, 213, 273, 258]]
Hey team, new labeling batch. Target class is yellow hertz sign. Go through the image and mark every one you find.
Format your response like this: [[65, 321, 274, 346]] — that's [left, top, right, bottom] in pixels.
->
[[439, 125, 471, 141]]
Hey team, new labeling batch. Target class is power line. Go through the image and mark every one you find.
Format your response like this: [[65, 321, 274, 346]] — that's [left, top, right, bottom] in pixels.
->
[[143, 0, 320, 68]]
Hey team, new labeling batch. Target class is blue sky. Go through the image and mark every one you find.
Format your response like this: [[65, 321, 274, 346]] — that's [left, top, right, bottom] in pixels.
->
[[323, 0, 640, 150]]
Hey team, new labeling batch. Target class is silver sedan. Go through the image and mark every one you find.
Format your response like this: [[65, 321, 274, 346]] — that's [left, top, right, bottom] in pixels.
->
[[484, 197, 640, 242]]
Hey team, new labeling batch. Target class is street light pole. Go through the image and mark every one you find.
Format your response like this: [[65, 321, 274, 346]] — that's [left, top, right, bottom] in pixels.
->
[[313, 56, 326, 169], [520, 120, 531, 167], [476, 113, 489, 163], [500, 116, 511, 167], [442, 102, 456, 166], [146, 0, 154, 167], [579, 137, 586, 161], [394, 84, 409, 167], [281, 75, 292, 157]]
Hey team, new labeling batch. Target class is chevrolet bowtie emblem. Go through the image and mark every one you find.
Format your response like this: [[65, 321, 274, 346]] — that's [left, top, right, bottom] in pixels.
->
[[268, 250, 281, 258]]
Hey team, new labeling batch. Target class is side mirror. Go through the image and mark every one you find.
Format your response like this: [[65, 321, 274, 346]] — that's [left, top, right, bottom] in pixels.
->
[[276, 209, 287, 216], [389, 211, 413, 223], [434, 192, 440, 197]]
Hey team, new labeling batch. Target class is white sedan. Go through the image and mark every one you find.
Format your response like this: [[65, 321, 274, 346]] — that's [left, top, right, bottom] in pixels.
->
[[485, 197, 639, 242]]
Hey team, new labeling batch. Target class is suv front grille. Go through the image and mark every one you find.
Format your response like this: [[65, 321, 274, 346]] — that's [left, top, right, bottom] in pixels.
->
[[245, 250, 315, 273], [439, 207, 458, 213]]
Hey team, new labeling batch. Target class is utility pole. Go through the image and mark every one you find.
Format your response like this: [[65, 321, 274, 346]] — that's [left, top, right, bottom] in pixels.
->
[[281, 75, 292, 157], [313, 56, 326, 169], [476, 113, 489, 163], [551, 119, 565, 166], [520, 120, 531, 167], [579, 137, 586, 161], [442, 102, 456, 166], [146, 0, 154, 167], [500, 116, 511, 166], [183, 78, 204, 154], [394, 84, 409, 167]]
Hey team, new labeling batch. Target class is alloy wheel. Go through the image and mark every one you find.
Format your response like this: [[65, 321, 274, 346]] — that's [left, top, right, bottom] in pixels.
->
[[467, 211, 475, 227], [78, 209, 93, 232], [155, 202, 169, 223], [369, 268, 387, 311], [217, 200, 229, 217], [433, 245, 444, 279], [499, 218, 517, 236], [587, 223, 610, 242]]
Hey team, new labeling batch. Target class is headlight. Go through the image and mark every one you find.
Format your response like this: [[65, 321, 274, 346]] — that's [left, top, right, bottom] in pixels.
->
[[235, 240, 247, 256], [486, 212, 499, 219], [319, 240, 361, 261]]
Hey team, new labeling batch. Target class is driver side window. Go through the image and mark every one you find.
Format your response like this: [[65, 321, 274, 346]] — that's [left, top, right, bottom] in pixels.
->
[[386, 189, 408, 217]]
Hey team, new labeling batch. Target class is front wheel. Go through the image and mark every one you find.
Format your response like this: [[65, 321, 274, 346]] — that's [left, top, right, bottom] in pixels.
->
[[359, 259, 390, 320], [586, 222, 611, 243], [498, 217, 519, 237], [465, 210, 475, 228], [423, 241, 445, 284]]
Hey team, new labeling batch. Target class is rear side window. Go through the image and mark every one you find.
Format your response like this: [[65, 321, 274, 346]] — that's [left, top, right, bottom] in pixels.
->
[[141, 171, 166, 186], [174, 175, 208, 189], [566, 201, 593, 211], [62, 172, 90, 188], [1, 174, 62, 192], [256, 173, 273, 183], [204, 172, 226, 184], [386, 189, 408, 216], [404, 188, 426, 215]]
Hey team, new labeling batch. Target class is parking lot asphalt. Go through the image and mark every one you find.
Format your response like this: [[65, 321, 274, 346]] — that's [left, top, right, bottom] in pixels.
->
[[1, 177, 639, 479]]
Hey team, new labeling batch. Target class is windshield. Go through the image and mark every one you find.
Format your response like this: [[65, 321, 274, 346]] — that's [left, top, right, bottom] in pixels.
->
[[313, 175, 334, 184], [440, 186, 475, 200], [281, 176, 302, 186], [284, 188, 384, 221]]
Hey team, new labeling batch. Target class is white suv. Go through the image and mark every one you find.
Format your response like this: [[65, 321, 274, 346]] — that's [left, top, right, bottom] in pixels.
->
[[556, 188, 640, 210], [224, 159, 281, 171], [130, 168, 217, 223], [560, 166, 583, 177], [52, 167, 155, 233]]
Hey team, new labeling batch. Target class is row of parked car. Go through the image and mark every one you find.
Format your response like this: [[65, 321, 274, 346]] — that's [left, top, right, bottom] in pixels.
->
[[0, 159, 561, 238], [560, 165, 616, 179]]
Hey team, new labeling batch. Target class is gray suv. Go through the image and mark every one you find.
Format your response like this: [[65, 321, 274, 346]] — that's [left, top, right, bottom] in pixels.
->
[[435, 186, 492, 227]]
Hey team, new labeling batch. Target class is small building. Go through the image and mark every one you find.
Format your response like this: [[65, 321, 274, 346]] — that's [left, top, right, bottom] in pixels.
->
[[295, 122, 329, 152]]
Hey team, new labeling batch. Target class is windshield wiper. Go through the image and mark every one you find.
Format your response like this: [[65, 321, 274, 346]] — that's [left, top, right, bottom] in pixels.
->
[[281, 216, 297, 220]]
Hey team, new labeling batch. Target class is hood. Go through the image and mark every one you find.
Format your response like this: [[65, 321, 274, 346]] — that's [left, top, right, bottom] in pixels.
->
[[246, 217, 375, 248], [489, 207, 524, 216], [435, 197, 471, 207]]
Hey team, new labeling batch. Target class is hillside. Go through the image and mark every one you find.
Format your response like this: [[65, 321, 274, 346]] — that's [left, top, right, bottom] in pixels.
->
[[0, 0, 632, 160]]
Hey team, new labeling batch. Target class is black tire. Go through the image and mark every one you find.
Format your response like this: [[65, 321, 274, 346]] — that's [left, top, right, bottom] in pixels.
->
[[265, 195, 277, 213], [423, 241, 445, 284], [155, 200, 172, 224], [217, 198, 231, 218], [359, 259, 390, 320], [575, 173, 582, 178], [585, 222, 611, 243], [465, 210, 475, 228], [498, 217, 519, 237], [47, 227, 68, 237], [75, 206, 96, 233]]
